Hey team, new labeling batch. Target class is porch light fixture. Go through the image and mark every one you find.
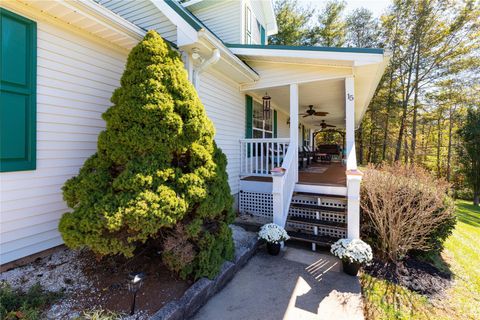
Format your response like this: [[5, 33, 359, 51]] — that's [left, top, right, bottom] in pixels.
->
[[262, 92, 271, 120], [191, 47, 201, 60]]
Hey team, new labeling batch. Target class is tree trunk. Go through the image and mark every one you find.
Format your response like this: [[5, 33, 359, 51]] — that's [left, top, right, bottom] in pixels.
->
[[395, 102, 408, 162], [474, 192, 479, 206], [410, 43, 421, 165], [382, 69, 396, 162], [446, 104, 454, 182], [404, 136, 409, 164], [394, 42, 417, 162], [436, 116, 442, 177]]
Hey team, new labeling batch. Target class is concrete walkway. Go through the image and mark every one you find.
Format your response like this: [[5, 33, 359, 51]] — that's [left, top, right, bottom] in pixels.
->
[[193, 246, 364, 320]]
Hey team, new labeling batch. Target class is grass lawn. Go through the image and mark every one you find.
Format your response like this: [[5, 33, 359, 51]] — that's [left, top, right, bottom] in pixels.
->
[[361, 200, 480, 320]]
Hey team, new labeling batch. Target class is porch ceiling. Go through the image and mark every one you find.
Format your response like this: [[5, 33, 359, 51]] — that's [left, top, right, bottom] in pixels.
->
[[249, 78, 346, 129]]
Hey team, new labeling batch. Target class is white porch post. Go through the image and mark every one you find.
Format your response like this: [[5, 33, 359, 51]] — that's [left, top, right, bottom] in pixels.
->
[[345, 76, 357, 171], [345, 76, 362, 239], [290, 83, 299, 182]]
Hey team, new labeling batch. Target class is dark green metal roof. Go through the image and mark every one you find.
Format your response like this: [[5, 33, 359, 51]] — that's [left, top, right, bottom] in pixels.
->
[[225, 44, 384, 55]]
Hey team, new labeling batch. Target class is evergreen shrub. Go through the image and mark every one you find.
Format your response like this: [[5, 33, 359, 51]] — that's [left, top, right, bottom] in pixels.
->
[[59, 31, 234, 279]]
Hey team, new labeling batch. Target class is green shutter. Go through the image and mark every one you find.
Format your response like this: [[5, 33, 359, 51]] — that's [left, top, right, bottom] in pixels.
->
[[260, 25, 266, 45], [273, 110, 278, 138], [245, 95, 253, 138], [0, 8, 36, 172]]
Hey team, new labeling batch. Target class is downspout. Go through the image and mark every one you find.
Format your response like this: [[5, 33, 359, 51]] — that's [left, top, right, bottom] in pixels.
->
[[193, 49, 220, 88]]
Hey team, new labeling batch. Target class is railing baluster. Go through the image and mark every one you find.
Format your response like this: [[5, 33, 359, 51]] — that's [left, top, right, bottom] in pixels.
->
[[272, 142, 275, 170], [260, 141, 264, 174], [249, 143, 253, 174]]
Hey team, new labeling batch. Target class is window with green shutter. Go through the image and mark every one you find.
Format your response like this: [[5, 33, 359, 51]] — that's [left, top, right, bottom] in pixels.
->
[[0, 8, 36, 172]]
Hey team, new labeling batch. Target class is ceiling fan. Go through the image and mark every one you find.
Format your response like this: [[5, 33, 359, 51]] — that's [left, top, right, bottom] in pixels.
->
[[316, 120, 336, 129], [299, 105, 329, 118]]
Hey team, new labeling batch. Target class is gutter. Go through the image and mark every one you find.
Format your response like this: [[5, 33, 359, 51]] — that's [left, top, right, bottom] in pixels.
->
[[74, 0, 145, 40], [197, 49, 220, 73], [194, 48, 220, 88]]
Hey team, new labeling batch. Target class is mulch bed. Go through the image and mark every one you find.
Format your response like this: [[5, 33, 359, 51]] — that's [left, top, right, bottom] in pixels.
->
[[363, 255, 452, 296], [73, 247, 191, 317]]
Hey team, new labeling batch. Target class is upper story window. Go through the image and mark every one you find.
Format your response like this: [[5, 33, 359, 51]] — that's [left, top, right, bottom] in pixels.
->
[[245, 6, 252, 44]]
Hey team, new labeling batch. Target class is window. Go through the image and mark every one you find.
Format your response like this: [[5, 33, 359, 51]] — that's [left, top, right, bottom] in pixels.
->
[[0, 8, 37, 172], [252, 100, 272, 138], [245, 6, 252, 44], [245, 95, 277, 139]]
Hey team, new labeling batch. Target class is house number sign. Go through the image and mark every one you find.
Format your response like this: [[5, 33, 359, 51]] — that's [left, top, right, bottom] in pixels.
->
[[347, 93, 354, 101]]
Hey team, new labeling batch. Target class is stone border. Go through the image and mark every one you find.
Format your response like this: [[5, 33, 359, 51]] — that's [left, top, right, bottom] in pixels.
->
[[151, 234, 259, 320]]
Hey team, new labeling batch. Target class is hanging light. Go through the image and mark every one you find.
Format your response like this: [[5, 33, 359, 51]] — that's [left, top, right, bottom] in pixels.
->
[[262, 92, 271, 120]]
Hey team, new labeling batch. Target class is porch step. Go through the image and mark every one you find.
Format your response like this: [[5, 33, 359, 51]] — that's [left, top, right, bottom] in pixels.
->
[[293, 192, 346, 199], [288, 231, 339, 247], [287, 216, 346, 229], [290, 203, 346, 213]]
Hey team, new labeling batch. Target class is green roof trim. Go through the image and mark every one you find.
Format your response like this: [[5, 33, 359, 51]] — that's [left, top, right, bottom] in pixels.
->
[[225, 44, 384, 55], [165, 0, 203, 31]]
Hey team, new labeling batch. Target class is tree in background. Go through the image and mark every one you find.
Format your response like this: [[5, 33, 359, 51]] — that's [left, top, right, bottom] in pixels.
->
[[316, 0, 347, 47], [345, 8, 380, 48], [59, 31, 234, 279], [457, 107, 480, 206], [269, 0, 318, 45]]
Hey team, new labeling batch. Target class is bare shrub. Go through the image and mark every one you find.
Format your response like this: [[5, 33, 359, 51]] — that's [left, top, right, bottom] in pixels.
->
[[361, 163, 455, 262]]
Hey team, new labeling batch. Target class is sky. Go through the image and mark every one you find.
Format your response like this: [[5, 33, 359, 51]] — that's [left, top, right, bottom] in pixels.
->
[[300, 0, 391, 17]]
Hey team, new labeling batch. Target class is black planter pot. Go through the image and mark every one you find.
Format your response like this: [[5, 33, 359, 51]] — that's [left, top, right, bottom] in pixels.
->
[[342, 260, 361, 276], [266, 242, 281, 255]]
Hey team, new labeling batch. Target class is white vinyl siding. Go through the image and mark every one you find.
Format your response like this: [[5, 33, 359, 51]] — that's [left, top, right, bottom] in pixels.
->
[[198, 69, 245, 195], [276, 110, 290, 138], [0, 8, 128, 265], [95, 0, 177, 43], [190, 1, 242, 44]]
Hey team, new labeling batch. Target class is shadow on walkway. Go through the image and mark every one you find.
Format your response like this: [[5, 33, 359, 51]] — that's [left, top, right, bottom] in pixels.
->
[[193, 246, 364, 320]]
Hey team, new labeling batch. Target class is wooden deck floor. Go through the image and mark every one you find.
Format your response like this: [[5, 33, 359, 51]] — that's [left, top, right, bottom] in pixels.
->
[[241, 162, 346, 187]]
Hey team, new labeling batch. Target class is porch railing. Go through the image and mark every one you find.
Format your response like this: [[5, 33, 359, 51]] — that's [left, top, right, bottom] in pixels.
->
[[272, 145, 296, 228], [239, 138, 290, 177]]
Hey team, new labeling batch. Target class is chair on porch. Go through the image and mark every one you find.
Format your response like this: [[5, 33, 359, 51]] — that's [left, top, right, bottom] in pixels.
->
[[304, 146, 315, 165], [299, 147, 309, 169], [268, 144, 286, 170]]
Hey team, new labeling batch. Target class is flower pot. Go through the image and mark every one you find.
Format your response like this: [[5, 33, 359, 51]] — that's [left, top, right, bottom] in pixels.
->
[[342, 260, 361, 276], [266, 242, 281, 255]]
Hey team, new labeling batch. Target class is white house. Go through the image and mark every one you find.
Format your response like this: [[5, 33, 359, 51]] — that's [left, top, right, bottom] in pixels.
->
[[0, 0, 389, 265]]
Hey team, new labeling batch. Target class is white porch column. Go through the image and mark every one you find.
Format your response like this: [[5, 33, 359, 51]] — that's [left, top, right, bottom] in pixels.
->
[[345, 76, 357, 171], [345, 76, 361, 239], [290, 83, 299, 182]]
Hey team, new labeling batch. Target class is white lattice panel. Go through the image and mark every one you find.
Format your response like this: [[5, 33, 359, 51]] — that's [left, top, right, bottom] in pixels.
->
[[239, 191, 273, 218], [319, 197, 347, 209]]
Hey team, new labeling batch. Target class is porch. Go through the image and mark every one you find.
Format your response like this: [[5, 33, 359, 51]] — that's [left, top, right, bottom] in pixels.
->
[[241, 162, 346, 187], [232, 45, 389, 244]]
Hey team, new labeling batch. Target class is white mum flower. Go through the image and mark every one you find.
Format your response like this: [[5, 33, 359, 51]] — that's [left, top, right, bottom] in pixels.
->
[[330, 238, 373, 264], [258, 223, 290, 244]]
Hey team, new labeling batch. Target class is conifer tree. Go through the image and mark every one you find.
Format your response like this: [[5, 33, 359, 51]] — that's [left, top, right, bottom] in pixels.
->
[[59, 31, 234, 279]]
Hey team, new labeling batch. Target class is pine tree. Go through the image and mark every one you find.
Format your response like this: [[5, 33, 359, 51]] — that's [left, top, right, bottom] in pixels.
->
[[59, 31, 234, 279], [316, 0, 346, 47], [269, 0, 318, 46]]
